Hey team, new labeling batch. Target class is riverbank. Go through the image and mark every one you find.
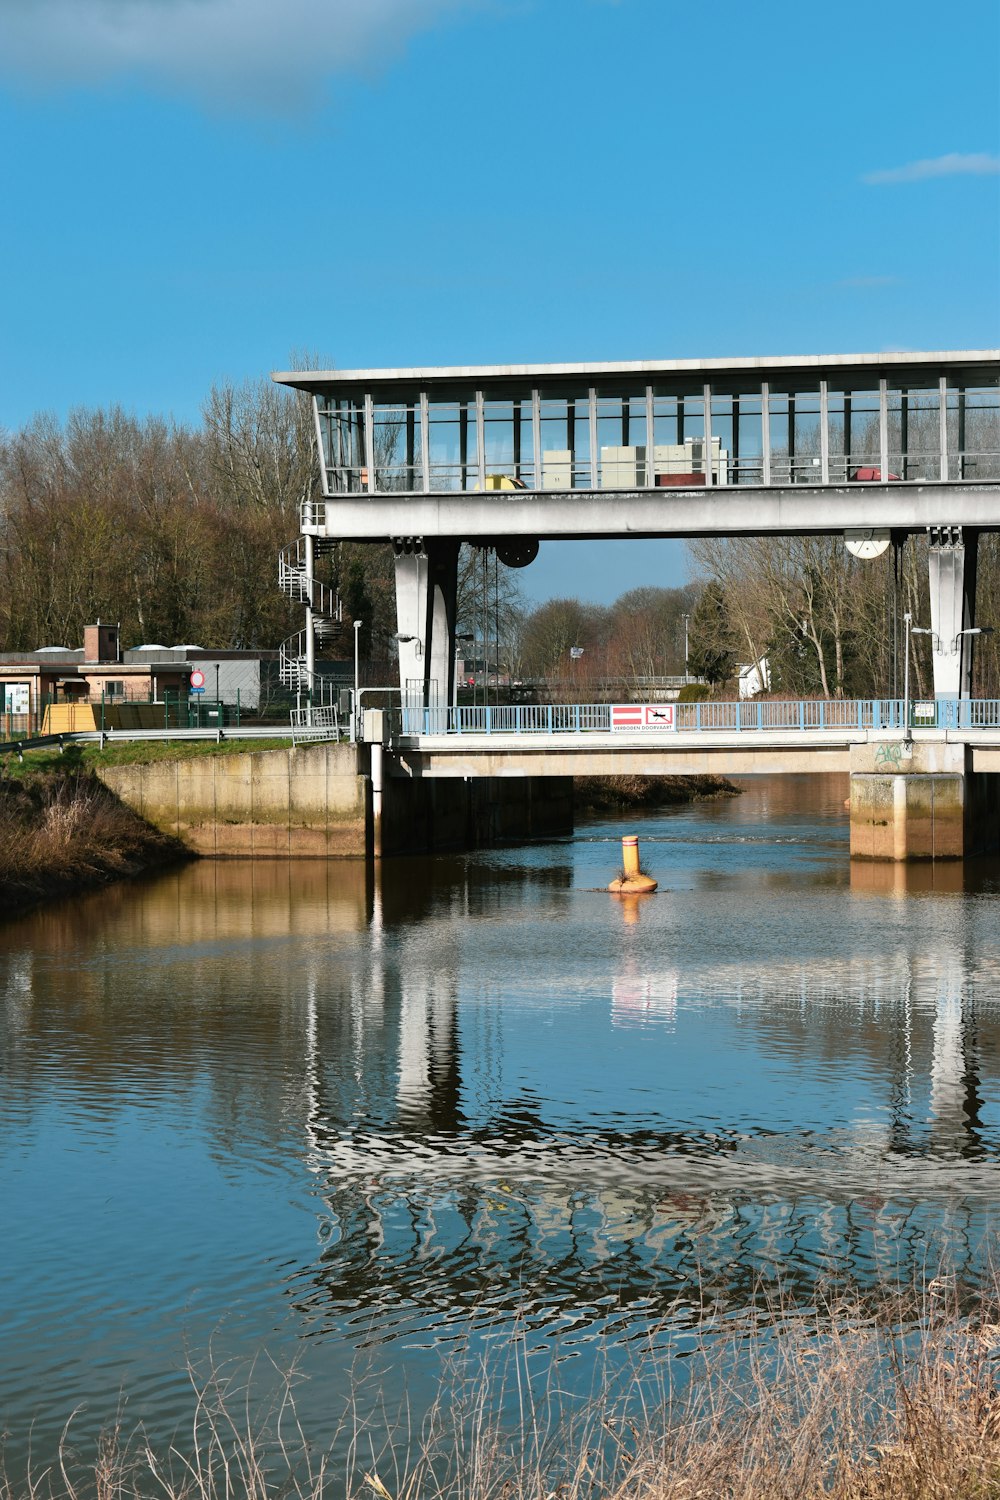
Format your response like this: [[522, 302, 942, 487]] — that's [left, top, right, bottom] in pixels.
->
[[0, 767, 190, 918], [574, 772, 739, 811]]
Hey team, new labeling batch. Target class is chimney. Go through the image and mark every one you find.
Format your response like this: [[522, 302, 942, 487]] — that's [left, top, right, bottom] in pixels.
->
[[83, 620, 120, 663]]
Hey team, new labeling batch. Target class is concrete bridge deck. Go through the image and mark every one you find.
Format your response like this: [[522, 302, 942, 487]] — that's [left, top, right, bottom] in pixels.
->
[[382, 698, 1000, 776], [389, 727, 1000, 779]]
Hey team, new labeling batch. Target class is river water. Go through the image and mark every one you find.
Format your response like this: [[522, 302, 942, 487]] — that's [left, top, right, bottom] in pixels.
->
[[2, 774, 1000, 1477]]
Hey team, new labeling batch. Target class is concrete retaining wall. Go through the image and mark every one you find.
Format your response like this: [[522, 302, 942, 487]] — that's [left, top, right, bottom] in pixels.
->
[[98, 745, 575, 858], [98, 744, 369, 856]]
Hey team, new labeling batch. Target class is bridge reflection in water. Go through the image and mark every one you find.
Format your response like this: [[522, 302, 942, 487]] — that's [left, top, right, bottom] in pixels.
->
[[289, 885, 997, 1347]]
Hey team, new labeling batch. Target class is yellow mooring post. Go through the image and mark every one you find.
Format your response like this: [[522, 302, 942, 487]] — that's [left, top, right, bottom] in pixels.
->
[[609, 834, 657, 894]]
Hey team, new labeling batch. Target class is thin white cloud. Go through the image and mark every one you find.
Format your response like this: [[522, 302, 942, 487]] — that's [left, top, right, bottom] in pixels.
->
[[863, 152, 1000, 185], [0, 0, 479, 112]]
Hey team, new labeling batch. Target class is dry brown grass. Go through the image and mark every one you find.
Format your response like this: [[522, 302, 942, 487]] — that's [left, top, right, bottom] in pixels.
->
[[5, 1285, 1000, 1500], [575, 774, 738, 811], [0, 769, 188, 914]]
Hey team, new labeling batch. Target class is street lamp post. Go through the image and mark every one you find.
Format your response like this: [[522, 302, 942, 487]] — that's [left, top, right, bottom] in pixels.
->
[[909, 621, 942, 724], [682, 614, 690, 684], [902, 612, 912, 731], [352, 619, 362, 742], [454, 633, 474, 724]]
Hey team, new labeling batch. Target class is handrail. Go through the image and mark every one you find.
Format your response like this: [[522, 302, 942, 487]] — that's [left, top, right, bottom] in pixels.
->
[[394, 699, 1000, 738]]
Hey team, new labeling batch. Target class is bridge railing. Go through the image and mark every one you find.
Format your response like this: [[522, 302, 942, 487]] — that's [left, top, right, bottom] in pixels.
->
[[397, 699, 1000, 737]]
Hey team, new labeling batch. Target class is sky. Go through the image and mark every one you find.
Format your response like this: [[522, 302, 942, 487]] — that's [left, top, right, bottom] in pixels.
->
[[1, 0, 998, 604]]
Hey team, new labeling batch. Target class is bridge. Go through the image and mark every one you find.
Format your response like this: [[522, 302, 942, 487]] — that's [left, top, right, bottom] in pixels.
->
[[348, 696, 1000, 863], [274, 349, 1000, 708]]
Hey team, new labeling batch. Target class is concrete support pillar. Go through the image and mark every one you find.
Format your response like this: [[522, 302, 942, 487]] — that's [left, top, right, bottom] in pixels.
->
[[393, 538, 459, 719], [927, 526, 978, 699], [370, 741, 383, 860], [304, 532, 315, 721], [850, 740, 999, 860]]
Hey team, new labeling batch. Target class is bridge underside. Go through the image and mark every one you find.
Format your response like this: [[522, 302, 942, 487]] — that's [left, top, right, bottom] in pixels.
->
[[319, 482, 998, 543]]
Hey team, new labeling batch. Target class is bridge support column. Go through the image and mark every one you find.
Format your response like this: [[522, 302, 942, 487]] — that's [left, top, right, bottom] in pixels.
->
[[927, 527, 978, 699], [850, 740, 999, 860], [393, 539, 459, 719]]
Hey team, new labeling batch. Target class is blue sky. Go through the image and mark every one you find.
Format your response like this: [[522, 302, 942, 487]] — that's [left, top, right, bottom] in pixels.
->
[[1, 0, 998, 604]]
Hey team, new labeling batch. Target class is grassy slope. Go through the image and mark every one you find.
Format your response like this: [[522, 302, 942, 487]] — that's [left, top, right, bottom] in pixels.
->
[[2, 738, 294, 778]]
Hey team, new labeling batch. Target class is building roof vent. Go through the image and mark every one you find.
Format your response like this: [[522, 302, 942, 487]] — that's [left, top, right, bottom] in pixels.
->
[[133, 644, 169, 651]]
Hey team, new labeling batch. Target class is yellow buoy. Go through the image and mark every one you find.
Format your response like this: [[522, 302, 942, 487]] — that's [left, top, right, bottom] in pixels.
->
[[608, 834, 657, 894]]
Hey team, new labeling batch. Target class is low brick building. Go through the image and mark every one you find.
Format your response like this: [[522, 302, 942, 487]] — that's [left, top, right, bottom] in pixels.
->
[[0, 623, 276, 735]]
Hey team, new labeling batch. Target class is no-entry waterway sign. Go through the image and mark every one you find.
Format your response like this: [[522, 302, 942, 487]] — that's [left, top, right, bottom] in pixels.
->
[[611, 704, 677, 731]]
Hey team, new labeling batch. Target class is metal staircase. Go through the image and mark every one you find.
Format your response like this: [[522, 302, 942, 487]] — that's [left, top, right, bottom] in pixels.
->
[[278, 536, 344, 705]]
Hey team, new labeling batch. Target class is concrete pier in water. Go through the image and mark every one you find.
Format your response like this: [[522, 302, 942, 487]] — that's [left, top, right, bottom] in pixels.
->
[[849, 741, 1000, 861]]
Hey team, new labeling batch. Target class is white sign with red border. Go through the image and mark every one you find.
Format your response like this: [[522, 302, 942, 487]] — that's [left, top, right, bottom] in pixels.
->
[[611, 704, 677, 732], [189, 669, 206, 689]]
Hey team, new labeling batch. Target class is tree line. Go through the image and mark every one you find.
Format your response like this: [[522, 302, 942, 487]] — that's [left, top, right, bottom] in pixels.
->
[[0, 377, 400, 661], [687, 533, 1000, 700]]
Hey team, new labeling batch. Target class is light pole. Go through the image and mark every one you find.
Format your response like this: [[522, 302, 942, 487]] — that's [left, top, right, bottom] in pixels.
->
[[454, 633, 474, 724], [902, 612, 912, 731], [682, 613, 690, 683], [909, 619, 943, 726], [352, 619, 362, 742]]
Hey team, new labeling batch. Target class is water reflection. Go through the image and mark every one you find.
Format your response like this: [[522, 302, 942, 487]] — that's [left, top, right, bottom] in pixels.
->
[[2, 779, 1000, 1464]]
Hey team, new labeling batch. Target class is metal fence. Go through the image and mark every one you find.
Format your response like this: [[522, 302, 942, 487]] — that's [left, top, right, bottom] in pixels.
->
[[399, 699, 1000, 736], [289, 706, 342, 745]]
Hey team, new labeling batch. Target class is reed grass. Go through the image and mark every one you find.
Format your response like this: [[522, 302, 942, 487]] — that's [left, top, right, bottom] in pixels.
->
[[0, 768, 188, 914], [575, 774, 738, 811], [5, 1280, 1000, 1500]]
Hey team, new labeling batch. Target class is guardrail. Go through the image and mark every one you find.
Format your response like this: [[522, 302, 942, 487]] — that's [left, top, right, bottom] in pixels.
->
[[398, 699, 1000, 737]]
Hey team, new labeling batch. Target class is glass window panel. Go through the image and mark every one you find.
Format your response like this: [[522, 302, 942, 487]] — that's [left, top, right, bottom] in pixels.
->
[[595, 393, 650, 486], [372, 403, 419, 491], [768, 387, 820, 484], [650, 391, 707, 485], [317, 399, 366, 491], [652, 394, 680, 454], [518, 398, 535, 486], [826, 390, 880, 481], [573, 396, 591, 487], [483, 401, 515, 469], [709, 396, 734, 485], [730, 393, 763, 486], [427, 400, 475, 490], [951, 382, 1000, 479], [539, 397, 570, 489]]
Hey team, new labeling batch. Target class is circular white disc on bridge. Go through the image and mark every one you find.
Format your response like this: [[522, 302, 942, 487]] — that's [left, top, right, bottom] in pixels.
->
[[845, 529, 891, 560]]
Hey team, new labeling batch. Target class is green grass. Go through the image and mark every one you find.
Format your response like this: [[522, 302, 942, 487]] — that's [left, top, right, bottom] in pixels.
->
[[2, 738, 295, 778]]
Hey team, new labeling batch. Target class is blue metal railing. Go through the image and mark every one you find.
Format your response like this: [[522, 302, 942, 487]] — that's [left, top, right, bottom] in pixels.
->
[[398, 699, 1000, 737]]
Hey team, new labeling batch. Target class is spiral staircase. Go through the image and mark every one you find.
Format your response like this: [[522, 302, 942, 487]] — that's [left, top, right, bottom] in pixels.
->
[[278, 536, 343, 708]]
